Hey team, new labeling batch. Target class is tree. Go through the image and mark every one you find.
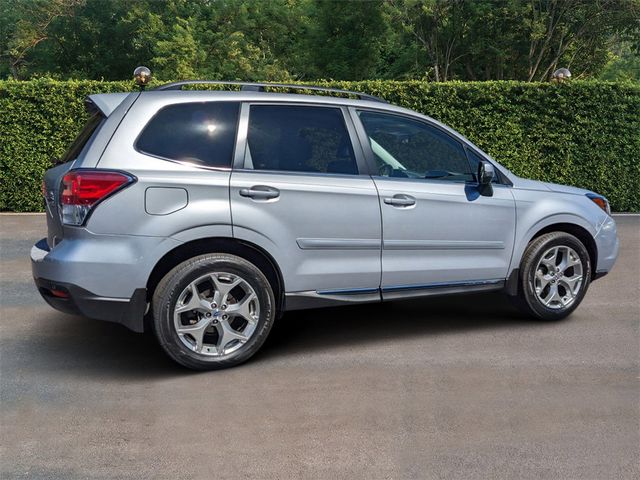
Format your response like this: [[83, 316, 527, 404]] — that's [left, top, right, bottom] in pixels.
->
[[525, 0, 639, 81], [1, 0, 638, 82], [303, 0, 387, 80], [3, 0, 83, 79], [386, 0, 640, 81]]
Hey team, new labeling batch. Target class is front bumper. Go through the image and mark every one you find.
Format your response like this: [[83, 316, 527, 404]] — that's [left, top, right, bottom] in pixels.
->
[[594, 216, 619, 276], [31, 239, 147, 332]]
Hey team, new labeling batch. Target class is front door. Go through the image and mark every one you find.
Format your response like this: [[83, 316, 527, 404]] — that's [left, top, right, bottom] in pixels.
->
[[230, 103, 382, 296], [352, 108, 516, 295]]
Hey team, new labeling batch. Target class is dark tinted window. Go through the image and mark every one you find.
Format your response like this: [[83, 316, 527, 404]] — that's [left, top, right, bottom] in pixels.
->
[[60, 112, 104, 163], [137, 102, 239, 168], [358, 110, 473, 182], [466, 148, 500, 183], [246, 105, 358, 175]]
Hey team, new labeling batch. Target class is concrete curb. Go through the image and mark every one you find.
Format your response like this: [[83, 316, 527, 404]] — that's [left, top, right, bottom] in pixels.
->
[[0, 212, 46, 215]]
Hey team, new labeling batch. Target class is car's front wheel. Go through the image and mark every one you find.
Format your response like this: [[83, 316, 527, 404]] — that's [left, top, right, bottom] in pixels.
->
[[513, 232, 592, 321], [152, 253, 275, 370]]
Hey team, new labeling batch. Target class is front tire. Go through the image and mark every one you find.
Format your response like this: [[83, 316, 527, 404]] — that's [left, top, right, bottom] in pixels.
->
[[513, 232, 591, 321], [152, 253, 276, 370]]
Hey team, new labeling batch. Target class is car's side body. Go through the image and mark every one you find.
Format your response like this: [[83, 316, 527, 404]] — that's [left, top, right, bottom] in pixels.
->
[[31, 87, 619, 337]]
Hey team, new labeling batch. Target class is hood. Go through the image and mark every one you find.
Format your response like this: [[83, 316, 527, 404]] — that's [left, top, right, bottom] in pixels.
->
[[511, 176, 592, 196], [539, 181, 592, 196]]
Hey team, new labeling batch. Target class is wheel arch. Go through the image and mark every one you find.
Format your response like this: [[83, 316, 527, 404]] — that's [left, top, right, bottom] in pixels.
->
[[506, 220, 599, 296], [529, 223, 597, 278], [505, 220, 598, 296], [146, 237, 285, 314]]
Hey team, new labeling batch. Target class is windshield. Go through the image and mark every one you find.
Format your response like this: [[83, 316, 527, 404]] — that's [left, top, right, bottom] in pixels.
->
[[59, 112, 105, 164]]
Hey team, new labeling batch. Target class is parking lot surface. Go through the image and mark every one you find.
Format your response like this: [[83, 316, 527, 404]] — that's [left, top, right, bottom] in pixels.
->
[[1, 214, 638, 479]]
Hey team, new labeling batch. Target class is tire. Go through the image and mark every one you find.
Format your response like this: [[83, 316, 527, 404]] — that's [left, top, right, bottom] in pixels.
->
[[513, 232, 591, 321], [152, 253, 276, 370]]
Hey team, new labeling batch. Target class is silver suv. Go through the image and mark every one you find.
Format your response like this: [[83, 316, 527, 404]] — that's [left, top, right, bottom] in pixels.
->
[[31, 80, 619, 370]]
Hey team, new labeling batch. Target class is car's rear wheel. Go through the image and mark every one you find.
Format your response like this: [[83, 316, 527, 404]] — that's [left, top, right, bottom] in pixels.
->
[[152, 253, 275, 370], [513, 232, 591, 321]]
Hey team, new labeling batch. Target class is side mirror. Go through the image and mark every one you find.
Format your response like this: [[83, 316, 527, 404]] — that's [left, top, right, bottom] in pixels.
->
[[477, 161, 494, 196]]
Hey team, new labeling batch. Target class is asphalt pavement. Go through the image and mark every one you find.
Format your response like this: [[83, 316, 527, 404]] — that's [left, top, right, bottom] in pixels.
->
[[1, 214, 638, 479]]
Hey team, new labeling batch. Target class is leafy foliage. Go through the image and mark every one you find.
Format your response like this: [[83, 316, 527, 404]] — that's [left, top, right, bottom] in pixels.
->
[[1, 0, 638, 82], [1, 79, 638, 212]]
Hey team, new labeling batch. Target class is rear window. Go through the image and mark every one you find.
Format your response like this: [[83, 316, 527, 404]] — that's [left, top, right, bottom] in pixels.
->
[[60, 112, 104, 163], [136, 102, 240, 168]]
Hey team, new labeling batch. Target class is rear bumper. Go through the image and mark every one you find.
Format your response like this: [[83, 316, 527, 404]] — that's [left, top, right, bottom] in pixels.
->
[[31, 238, 147, 332]]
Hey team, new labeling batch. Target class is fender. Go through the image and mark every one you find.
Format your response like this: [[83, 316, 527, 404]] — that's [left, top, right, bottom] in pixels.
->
[[508, 212, 596, 275]]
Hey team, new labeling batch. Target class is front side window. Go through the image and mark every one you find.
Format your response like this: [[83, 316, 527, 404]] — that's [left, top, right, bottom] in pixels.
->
[[466, 148, 500, 184], [358, 110, 473, 182], [245, 105, 358, 175], [136, 102, 239, 168]]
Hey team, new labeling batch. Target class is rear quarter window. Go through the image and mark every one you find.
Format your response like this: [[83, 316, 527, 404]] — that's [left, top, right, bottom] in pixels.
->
[[136, 102, 240, 168], [60, 112, 105, 163]]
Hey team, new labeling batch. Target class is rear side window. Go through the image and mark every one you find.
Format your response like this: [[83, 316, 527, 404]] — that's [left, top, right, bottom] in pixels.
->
[[136, 102, 239, 168], [245, 105, 358, 175], [60, 112, 104, 163]]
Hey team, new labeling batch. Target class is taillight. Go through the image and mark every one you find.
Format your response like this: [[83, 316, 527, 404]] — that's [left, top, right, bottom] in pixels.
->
[[60, 170, 134, 225]]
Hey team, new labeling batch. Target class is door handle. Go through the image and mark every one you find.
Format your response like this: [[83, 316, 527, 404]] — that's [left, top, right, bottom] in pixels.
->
[[239, 185, 280, 200], [384, 194, 416, 207]]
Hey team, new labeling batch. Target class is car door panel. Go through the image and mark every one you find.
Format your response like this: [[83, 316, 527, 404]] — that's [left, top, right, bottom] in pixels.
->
[[350, 107, 516, 293], [231, 171, 381, 292], [230, 103, 382, 293], [374, 178, 515, 288]]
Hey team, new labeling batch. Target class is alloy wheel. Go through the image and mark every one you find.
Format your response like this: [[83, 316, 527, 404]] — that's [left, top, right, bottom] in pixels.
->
[[534, 245, 584, 310], [173, 272, 260, 356]]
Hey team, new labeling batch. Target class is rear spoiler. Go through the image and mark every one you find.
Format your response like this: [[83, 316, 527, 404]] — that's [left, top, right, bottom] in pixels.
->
[[85, 93, 132, 117]]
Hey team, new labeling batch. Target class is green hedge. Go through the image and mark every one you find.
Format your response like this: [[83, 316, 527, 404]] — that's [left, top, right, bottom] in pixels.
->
[[1, 79, 639, 211]]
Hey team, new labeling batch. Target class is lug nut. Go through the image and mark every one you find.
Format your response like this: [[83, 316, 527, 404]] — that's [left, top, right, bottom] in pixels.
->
[[221, 304, 227, 310], [205, 312, 211, 317], [211, 302, 217, 308], [222, 314, 228, 320]]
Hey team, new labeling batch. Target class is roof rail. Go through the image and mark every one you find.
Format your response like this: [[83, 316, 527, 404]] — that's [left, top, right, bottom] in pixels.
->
[[153, 80, 386, 103]]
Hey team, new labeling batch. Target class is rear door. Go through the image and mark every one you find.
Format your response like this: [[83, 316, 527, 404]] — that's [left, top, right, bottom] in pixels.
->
[[230, 103, 382, 295], [351, 108, 516, 295]]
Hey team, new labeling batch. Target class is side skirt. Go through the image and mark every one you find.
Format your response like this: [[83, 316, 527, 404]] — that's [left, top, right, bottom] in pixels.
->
[[382, 279, 505, 301], [285, 288, 381, 311], [284, 279, 506, 311]]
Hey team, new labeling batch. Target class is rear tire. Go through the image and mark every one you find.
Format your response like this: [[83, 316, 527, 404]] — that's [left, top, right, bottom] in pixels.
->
[[152, 253, 275, 370], [513, 232, 591, 321]]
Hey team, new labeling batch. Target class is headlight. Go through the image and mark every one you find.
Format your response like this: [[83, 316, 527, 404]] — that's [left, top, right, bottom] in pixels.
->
[[586, 193, 611, 215]]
